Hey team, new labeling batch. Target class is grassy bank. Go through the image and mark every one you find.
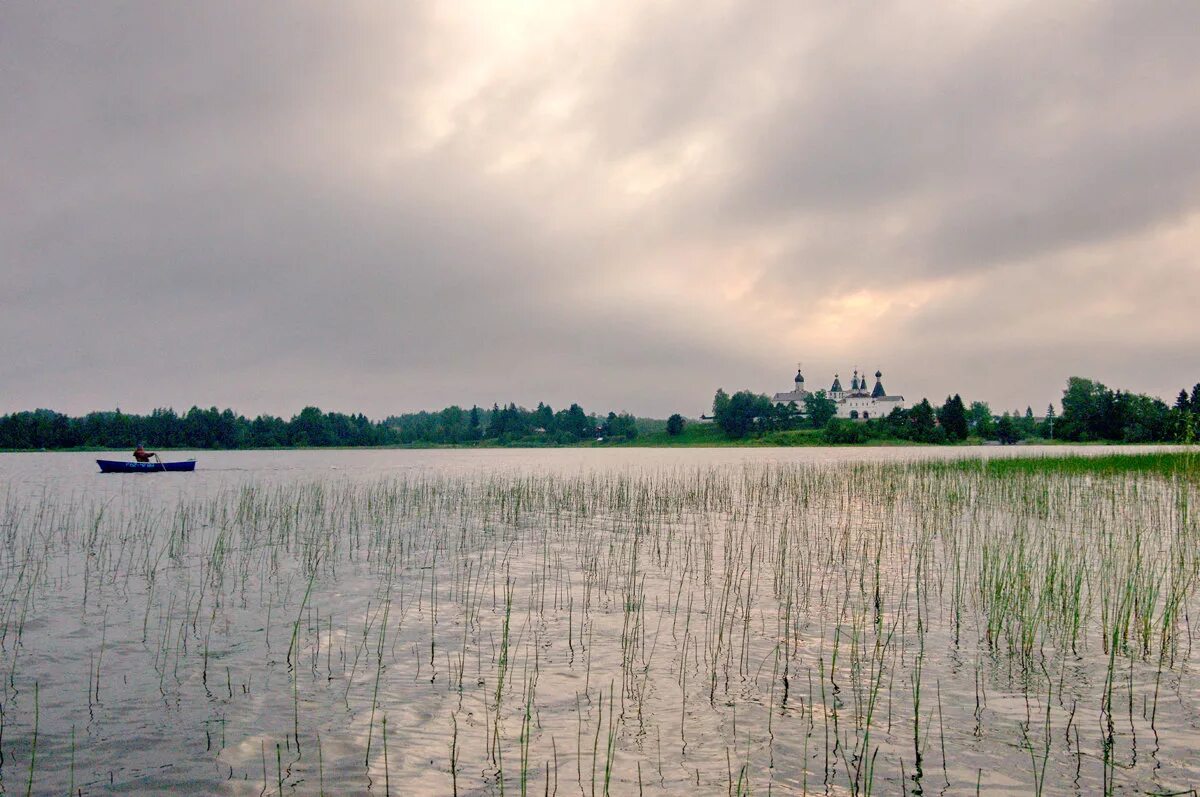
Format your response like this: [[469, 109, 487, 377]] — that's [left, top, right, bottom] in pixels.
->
[[599, 423, 830, 446], [933, 449, 1200, 479]]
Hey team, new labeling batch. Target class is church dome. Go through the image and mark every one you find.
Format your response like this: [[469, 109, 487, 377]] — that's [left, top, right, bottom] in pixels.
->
[[831, 374, 842, 392]]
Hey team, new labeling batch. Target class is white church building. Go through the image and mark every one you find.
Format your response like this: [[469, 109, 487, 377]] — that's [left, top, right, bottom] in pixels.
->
[[772, 366, 906, 420]]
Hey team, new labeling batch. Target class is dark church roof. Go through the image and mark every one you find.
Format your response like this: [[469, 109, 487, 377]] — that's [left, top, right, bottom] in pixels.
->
[[871, 371, 886, 398], [831, 374, 842, 392]]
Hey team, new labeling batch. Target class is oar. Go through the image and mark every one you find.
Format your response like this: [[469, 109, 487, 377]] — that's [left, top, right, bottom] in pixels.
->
[[154, 453, 165, 472]]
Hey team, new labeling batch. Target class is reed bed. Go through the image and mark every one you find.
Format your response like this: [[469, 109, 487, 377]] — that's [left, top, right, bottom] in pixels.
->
[[0, 456, 1197, 794]]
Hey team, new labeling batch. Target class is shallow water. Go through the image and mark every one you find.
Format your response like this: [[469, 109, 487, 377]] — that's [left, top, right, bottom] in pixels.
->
[[0, 446, 1196, 795]]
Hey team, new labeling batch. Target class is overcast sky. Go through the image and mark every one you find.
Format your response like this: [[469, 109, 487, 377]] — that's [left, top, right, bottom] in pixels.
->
[[3, 1, 1199, 419]]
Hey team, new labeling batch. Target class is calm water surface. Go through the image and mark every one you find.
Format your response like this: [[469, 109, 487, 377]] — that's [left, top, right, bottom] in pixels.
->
[[0, 446, 1195, 795], [1, 443, 1181, 490]]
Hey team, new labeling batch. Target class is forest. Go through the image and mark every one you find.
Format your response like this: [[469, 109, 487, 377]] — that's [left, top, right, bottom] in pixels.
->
[[709, 376, 1200, 444], [1, 376, 1195, 450], [0, 402, 641, 450]]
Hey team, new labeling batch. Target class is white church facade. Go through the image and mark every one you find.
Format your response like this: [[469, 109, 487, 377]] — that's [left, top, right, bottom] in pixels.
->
[[772, 366, 906, 420]]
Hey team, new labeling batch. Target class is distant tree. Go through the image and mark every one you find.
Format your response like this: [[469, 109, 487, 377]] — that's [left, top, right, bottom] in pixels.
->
[[1120, 393, 1170, 442], [762, 402, 783, 431], [1169, 387, 1196, 442], [1191, 383, 1200, 413], [712, 389, 731, 421], [602, 412, 638, 440], [1097, 391, 1122, 440], [623, 413, 639, 440], [182, 407, 215, 447], [908, 399, 942, 442], [666, 414, 685, 436], [559, 403, 594, 440], [1181, 409, 1198, 444], [713, 390, 772, 438], [431, 405, 465, 442], [246, 415, 280, 447], [1012, 405, 1037, 438], [5, 409, 75, 448], [11, 403, 357, 448], [145, 407, 182, 447], [803, 390, 838, 429], [784, 401, 802, 428], [756, 401, 801, 431], [290, 406, 334, 447], [1041, 404, 1056, 439], [967, 401, 995, 439], [217, 408, 246, 447], [534, 402, 554, 432], [937, 394, 969, 441], [500, 403, 529, 437], [1055, 376, 1176, 442], [996, 413, 1018, 445], [712, 389, 732, 434], [1058, 377, 1107, 441], [468, 405, 482, 440], [110, 408, 135, 445], [883, 406, 909, 438]]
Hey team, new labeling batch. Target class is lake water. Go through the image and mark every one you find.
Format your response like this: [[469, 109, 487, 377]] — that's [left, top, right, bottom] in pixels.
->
[[0, 446, 1195, 795], [1, 443, 1181, 490]]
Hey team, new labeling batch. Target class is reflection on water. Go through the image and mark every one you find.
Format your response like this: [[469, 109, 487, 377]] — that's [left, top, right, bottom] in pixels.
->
[[0, 446, 1196, 795]]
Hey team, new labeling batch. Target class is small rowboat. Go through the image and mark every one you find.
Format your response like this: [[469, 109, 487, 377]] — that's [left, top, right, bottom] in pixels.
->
[[97, 459, 197, 473]]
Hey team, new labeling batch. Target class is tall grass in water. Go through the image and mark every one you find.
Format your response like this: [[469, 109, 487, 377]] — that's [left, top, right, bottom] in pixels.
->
[[0, 452, 1197, 792]]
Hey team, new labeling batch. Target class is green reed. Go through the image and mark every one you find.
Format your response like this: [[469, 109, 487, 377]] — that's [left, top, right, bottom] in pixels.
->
[[0, 451, 1197, 792]]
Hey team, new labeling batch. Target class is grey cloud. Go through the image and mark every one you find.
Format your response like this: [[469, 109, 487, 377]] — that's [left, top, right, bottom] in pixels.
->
[[724, 2, 1200, 276], [2, 1, 1199, 418]]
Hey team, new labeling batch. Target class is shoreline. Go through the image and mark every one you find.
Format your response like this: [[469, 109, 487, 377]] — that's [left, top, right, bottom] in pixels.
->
[[0, 439, 1172, 454]]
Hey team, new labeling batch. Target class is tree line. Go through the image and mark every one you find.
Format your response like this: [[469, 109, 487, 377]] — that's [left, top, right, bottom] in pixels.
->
[[710, 376, 1200, 444], [383, 403, 640, 445], [0, 402, 643, 450], [3, 375, 1194, 450]]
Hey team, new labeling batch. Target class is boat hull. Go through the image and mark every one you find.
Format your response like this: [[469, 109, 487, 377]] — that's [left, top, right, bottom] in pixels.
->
[[97, 459, 197, 473]]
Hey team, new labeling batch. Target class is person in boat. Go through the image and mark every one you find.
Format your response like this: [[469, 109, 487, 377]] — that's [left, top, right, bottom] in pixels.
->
[[133, 444, 157, 463]]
